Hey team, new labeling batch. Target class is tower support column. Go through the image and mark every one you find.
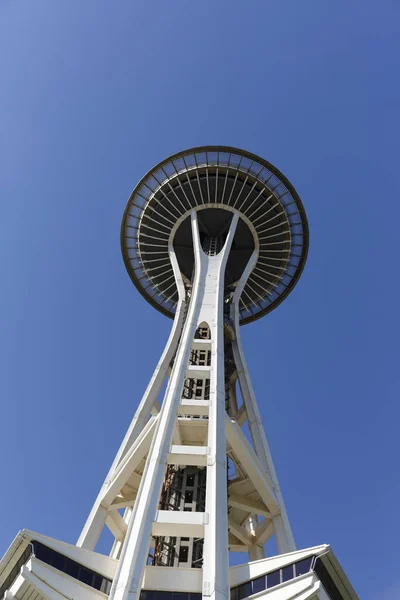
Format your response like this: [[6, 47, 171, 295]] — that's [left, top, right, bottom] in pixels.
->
[[199, 213, 239, 600], [76, 251, 187, 551], [110, 211, 238, 600], [230, 252, 296, 554]]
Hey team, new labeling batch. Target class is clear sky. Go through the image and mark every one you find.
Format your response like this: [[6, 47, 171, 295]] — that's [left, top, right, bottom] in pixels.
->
[[1, 1, 399, 598]]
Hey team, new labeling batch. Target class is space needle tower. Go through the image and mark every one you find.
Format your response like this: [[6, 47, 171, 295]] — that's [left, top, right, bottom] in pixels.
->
[[0, 147, 358, 600]]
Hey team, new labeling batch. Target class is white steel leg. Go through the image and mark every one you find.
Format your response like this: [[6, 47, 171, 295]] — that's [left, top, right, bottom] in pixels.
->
[[230, 251, 296, 554], [77, 247, 187, 550], [109, 212, 210, 600], [199, 213, 238, 600]]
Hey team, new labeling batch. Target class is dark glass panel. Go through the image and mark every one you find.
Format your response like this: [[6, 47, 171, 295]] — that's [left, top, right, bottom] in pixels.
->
[[252, 575, 266, 594], [238, 581, 252, 599], [266, 570, 280, 588], [31, 540, 112, 594], [295, 557, 312, 576], [179, 546, 189, 562], [33, 542, 52, 564], [51, 551, 67, 572], [92, 573, 103, 591], [64, 559, 80, 579], [186, 474, 195, 486], [282, 565, 294, 582], [185, 491, 193, 503], [230, 587, 238, 600], [79, 567, 94, 587]]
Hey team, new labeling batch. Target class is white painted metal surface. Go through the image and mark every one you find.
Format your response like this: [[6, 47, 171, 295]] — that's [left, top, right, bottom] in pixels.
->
[[73, 206, 303, 600], [0, 149, 359, 600]]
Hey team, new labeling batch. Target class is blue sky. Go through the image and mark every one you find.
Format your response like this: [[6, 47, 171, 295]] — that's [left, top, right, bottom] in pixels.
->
[[1, 1, 399, 598]]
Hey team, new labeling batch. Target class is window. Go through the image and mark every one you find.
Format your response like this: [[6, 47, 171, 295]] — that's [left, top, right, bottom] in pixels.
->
[[64, 560, 80, 579], [156, 592, 171, 600], [266, 570, 280, 588], [229, 555, 321, 600], [195, 379, 204, 398], [52, 551, 67, 572], [185, 491, 193, 503], [252, 576, 265, 594], [179, 546, 189, 562], [295, 557, 312, 577], [238, 581, 252, 599], [183, 378, 194, 399], [230, 588, 238, 600], [31, 541, 112, 594], [282, 565, 294, 582], [195, 323, 211, 340], [186, 473, 195, 486], [79, 568, 94, 587]]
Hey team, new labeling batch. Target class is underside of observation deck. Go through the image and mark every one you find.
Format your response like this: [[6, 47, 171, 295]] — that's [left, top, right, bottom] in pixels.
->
[[121, 146, 308, 325]]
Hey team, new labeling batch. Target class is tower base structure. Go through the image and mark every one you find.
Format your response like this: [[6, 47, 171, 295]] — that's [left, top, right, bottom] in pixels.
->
[[0, 530, 357, 600], [1, 148, 358, 600]]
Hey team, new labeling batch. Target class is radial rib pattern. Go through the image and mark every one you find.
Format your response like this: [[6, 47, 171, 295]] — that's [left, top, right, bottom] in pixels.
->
[[121, 146, 309, 325]]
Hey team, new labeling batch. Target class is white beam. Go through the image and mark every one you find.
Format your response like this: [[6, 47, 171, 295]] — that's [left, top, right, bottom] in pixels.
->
[[126, 472, 142, 490], [201, 212, 239, 600], [109, 217, 212, 600], [172, 422, 182, 445], [231, 259, 296, 554], [151, 400, 161, 415], [229, 544, 249, 553], [77, 289, 186, 550], [152, 510, 206, 538], [235, 404, 247, 426], [110, 508, 132, 560], [142, 566, 202, 593], [167, 445, 209, 467], [101, 417, 157, 508], [178, 399, 210, 416], [228, 477, 250, 493], [228, 493, 272, 518], [228, 517, 253, 547], [225, 416, 279, 515], [106, 511, 128, 540], [254, 519, 274, 545], [109, 493, 137, 510], [186, 365, 211, 378]]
